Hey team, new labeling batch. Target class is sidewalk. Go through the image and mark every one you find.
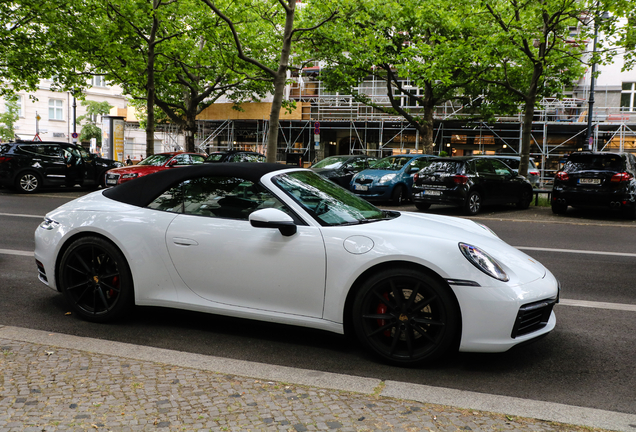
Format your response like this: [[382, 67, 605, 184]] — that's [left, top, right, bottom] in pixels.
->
[[2, 326, 635, 432]]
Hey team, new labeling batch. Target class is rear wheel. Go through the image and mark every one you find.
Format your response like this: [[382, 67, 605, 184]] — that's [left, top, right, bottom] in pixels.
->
[[464, 190, 481, 215], [58, 236, 134, 322], [352, 268, 459, 366], [415, 202, 431, 211], [551, 201, 567, 215], [15, 171, 41, 193], [391, 185, 406, 205]]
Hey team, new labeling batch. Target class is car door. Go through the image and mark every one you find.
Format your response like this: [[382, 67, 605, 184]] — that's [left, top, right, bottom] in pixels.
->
[[27, 144, 67, 184], [490, 159, 520, 201], [474, 158, 505, 202], [158, 175, 327, 318]]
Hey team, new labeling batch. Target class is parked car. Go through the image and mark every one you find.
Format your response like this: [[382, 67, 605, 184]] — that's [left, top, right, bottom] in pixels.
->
[[350, 154, 437, 205], [311, 154, 377, 187], [34, 163, 559, 366], [480, 155, 541, 186], [0, 141, 123, 193], [412, 156, 534, 215], [551, 151, 636, 218], [105, 152, 206, 187], [205, 150, 266, 163]]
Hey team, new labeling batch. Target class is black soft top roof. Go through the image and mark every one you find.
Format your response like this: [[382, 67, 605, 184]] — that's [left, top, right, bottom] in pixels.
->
[[103, 162, 290, 207]]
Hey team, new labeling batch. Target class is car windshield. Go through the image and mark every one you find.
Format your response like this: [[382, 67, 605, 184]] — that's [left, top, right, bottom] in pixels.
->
[[138, 154, 172, 166], [563, 154, 624, 172], [272, 170, 395, 226], [372, 156, 411, 171], [420, 160, 462, 174], [312, 156, 350, 169]]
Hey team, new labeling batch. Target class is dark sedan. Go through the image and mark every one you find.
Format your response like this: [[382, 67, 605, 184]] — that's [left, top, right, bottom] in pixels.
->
[[412, 156, 533, 215], [551, 151, 636, 219], [311, 155, 377, 187]]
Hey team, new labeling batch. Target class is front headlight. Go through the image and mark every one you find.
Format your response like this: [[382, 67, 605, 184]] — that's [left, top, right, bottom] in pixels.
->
[[121, 173, 139, 179], [379, 173, 396, 184], [39, 217, 60, 231], [459, 243, 509, 282]]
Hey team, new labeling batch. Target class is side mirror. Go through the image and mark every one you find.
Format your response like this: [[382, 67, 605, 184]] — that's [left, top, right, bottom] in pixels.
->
[[249, 208, 297, 237], [167, 159, 178, 167]]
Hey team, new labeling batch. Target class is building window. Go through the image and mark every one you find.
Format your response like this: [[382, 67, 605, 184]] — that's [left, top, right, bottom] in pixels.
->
[[3, 95, 22, 117], [621, 83, 636, 112], [91, 76, 106, 87], [49, 99, 64, 120]]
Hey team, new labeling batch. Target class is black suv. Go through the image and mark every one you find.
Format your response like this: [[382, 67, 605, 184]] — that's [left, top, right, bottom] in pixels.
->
[[412, 156, 534, 215], [551, 152, 636, 219], [0, 141, 123, 193]]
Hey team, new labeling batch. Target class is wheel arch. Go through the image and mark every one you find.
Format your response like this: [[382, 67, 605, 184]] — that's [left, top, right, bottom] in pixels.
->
[[342, 260, 462, 344], [54, 231, 135, 301]]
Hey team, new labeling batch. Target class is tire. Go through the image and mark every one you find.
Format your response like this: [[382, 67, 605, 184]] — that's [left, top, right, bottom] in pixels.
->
[[58, 236, 134, 323], [414, 202, 431, 211], [551, 202, 567, 215], [463, 190, 482, 215], [352, 268, 460, 366], [390, 185, 406, 205], [517, 188, 532, 210], [15, 171, 42, 193]]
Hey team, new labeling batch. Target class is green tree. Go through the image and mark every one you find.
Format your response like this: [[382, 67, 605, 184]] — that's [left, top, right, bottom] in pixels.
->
[[0, 96, 19, 142], [76, 100, 114, 146], [312, 0, 488, 154], [476, 0, 619, 177], [199, 0, 338, 162]]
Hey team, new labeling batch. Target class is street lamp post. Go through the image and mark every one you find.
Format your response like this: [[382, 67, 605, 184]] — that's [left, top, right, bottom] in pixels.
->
[[586, 12, 610, 151]]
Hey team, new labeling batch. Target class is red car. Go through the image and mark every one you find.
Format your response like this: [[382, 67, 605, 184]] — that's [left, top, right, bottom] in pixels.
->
[[105, 152, 206, 186]]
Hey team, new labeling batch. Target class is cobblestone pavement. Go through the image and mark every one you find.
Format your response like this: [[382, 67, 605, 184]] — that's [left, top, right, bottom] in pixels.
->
[[0, 336, 612, 432]]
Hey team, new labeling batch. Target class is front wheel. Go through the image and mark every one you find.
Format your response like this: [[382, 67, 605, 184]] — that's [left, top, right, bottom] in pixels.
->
[[58, 236, 134, 323], [352, 268, 460, 366], [390, 185, 406, 205], [517, 188, 532, 209]]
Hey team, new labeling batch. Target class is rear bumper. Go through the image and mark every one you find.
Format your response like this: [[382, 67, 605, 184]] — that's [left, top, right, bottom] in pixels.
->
[[552, 188, 635, 208], [412, 186, 466, 206]]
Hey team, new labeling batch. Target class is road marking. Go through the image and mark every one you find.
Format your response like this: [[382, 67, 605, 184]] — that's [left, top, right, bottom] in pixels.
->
[[0, 248, 34, 257], [516, 246, 636, 258], [0, 212, 43, 219], [559, 298, 636, 312]]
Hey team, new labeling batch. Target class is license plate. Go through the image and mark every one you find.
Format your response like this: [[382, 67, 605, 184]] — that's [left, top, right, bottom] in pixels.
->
[[424, 190, 442, 196], [106, 179, 117, 185], [579, 178, 601, 185], [354, 184, 368, 191]]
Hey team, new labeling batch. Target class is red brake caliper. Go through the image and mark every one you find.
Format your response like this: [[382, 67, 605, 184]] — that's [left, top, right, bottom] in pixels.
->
[[377, 293, 391, 337], [109, 276, 119, 298]]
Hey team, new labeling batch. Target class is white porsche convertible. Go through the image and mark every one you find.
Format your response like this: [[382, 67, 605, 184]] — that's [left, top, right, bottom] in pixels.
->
[[34, 163, 559, 366]]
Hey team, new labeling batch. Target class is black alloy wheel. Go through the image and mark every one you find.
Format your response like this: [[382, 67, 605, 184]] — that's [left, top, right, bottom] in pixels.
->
[[391, 185, 406, 205], [464, 190, 482, 215], [517, 188, 532, 210], [352, 268, 459, 366], [58, 236, 133, 322], [415, 202, 431, 211], [15, 171, 41, 193]]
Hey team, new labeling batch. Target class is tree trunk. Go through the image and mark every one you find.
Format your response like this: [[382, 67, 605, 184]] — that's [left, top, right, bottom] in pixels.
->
[[519, 65, 542, 178], [265, 0, 296, 163], [145, 6, 159, 157]]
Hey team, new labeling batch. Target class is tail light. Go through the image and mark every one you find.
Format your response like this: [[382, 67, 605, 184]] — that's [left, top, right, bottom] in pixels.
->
[[452, 175, 469, 185], [555, 171, 569, 181], [529, 171, 539, 176], [413, 173, 419, 182], [0, 156, 11, 164], [611, 172, 632, 182]]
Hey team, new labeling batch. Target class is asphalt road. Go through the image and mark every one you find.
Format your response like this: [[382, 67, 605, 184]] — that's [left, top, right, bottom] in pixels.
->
[[1, 187, 635, 416]]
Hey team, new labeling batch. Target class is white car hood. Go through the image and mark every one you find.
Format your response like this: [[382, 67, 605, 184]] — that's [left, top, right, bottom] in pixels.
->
[[367, 211, 547, 284]]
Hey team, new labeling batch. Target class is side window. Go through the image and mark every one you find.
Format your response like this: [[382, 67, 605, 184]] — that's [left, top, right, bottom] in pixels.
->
[[190, 155, 206, 164], [411, 158, 433, 171], [349, 159, 365, 170], [491, 159, 513, 175], [147, 176, 290, 220], [173, 154, 192, 165], [475, 159, 495, 175], [42, 145, 63, 158]]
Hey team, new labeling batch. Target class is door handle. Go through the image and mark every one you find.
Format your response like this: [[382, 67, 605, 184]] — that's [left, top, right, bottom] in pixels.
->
[[172, 237, 199, 246]]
